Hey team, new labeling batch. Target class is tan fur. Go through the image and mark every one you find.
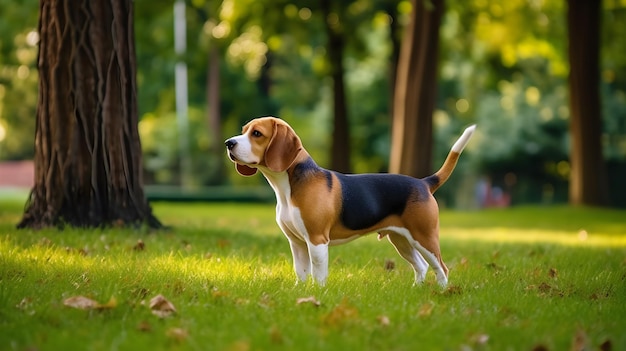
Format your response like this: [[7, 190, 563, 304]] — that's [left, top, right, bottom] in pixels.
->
[[430, 152, 461, 193], [265, 123, 302, 172], [290, 178, 337, 246]]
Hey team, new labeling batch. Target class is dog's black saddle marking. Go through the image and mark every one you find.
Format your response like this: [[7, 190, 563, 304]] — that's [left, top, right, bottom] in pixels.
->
[[336, 173, 427, 231], [290, 158, 429, 231], [290, 157, 333, 191]]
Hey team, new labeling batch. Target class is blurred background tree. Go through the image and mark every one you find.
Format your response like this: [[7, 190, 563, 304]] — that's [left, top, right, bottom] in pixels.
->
[[389, 0, 444, 178], [0, 0, 625, 208], [567, 0, 607, 206]]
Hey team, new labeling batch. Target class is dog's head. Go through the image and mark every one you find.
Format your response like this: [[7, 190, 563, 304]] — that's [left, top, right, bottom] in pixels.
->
[[225, 117, 303, 176]]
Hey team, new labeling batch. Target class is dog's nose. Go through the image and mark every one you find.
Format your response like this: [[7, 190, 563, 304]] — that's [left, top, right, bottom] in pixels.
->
[[225, 139, 237, 150]]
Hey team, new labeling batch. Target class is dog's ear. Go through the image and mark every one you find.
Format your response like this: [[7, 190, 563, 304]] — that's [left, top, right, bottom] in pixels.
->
[[235, 163, 258, 176], [265, 121, 302, 172]]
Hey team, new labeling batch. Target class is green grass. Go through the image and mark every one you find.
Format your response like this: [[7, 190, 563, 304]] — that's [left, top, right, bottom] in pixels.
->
[[1, 199, 625, 351]]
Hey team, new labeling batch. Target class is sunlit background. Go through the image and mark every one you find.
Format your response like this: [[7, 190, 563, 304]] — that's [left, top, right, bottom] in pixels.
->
[[0, 0, 624, 208]]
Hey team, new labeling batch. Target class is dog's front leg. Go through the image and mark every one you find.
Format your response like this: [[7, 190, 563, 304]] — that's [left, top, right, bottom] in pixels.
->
[[308, 243, 329, 286], [287, 238, 311, 283]]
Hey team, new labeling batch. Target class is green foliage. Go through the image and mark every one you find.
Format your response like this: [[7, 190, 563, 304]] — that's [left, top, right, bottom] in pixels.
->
[[1, 0, 625, 205], [1, 200, 625, 350], [0, 0, 38, 160], [437, 0, 626, 205]]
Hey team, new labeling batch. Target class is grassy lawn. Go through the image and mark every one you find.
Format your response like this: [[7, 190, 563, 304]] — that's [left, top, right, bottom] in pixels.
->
[[1, 198, 625, 351]]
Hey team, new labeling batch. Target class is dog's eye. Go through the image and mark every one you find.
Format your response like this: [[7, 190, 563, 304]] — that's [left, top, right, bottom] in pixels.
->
[[252, 130, 263, 137]]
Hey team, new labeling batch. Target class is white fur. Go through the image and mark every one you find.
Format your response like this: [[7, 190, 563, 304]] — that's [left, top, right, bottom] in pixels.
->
[[286, 237, 310, 282], [451, 125, 476, 154], [329, 235, 361, 246], [308, 243, 329, 285], [381, 226, 448, 287], [229, 134, 259, 164], [263, 170, 331, 285]]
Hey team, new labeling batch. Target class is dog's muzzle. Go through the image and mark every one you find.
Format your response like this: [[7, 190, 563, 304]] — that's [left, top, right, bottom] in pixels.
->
[[225, 139, 238, 161], [225, 139, 237, 150]]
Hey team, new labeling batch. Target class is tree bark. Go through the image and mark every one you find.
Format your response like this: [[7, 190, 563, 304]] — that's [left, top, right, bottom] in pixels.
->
[[207, 44, 224, 184], [389, 0, 444, 178], [567, 0, 608, 206], [384, 0, 402, 122], [320, 0, 351, 174], [19, 0, 161, 228]]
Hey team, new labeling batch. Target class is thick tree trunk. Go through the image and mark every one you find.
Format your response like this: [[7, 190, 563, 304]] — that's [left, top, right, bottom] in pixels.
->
[[567, 0, 608, 206], [389, 0, 444, 178], [19, 0, 160, 228], [321, 0, 351, 174]]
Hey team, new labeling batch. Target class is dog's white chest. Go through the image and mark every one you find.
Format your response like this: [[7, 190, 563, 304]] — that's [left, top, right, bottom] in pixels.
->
[[277, 203, 308, 241], [265, 172, 310, 242]]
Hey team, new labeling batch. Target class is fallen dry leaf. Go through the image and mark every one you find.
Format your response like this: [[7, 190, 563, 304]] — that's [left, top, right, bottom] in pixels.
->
[[137, 321, 152, 332], [64, 296, 99, 310], [377, 315, 391, 327], [166, 327, 188, 342], [296, 296, 321, 307], [39, 237, 52, 247], [133, 239, 145, 251], [211, 289, 230, 299], [600, 339, 612, 351], [485, 262, 503, 271], [149, 294, 177, 318], [571, 329, 588, 351], [443, 285, 463, 296], [549, 267, 558, 279], [323, 298, 359, 326], [235, 298, 250, 306], [589, 291, 610, 301], [181, 240, 192, 251], [538, 282, 552, 294], [228, 340, 251, 351], [217, 239, 231, 248], [268, 325, 283, 344], [63, 296, 117, 310], [471, 333, 489, 346], [384, 259, 396, 271], [418, 302, 434, 318]]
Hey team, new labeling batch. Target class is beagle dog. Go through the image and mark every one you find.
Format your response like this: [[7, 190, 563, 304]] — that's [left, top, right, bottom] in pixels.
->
[[225, 117, 475, 287]]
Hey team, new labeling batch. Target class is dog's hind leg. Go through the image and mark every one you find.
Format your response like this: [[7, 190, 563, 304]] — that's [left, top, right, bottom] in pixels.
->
[[384, 231, 429, 284], [411, 239, 448, 288]]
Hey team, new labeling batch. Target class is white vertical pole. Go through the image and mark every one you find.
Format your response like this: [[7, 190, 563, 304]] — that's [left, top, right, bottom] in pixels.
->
[[174, 0, 191, 188]]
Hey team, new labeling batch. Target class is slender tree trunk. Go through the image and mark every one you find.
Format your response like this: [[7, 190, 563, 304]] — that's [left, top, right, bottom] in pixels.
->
[[567, 0, 608, 206], [389, 0, 444, 178], [320, 0, 351, 173], [384, 0, 401, 122], [19, 0, 160, 228], [207, 44, 224, 184]]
